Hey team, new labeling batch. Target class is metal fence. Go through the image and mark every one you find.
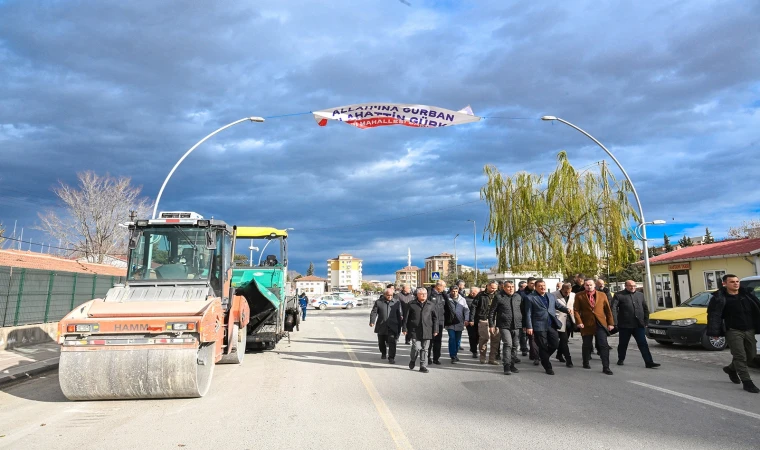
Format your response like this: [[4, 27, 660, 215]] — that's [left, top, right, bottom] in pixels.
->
[[0, 266, 125, 327]]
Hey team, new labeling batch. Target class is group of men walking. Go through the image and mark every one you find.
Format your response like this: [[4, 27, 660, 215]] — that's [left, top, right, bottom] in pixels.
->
[[370, 276, 661, 377]]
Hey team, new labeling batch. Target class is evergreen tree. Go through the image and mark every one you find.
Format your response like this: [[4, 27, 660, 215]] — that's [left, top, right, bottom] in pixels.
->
[[704, 227, 715, 244], [663, 234, 673, 252], [678, 236, 693, 247], [306, 262, 314, 276]]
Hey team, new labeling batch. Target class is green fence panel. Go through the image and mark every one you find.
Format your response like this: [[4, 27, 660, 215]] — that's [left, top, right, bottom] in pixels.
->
[[0, 266, 125, 327], [0, 267, 16, 327], [50, 272, 77, 322], [43, 271, 56, 322], [16, 269, 56, 326]]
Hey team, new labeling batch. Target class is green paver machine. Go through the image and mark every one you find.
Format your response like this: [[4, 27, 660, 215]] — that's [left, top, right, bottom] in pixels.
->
[[232, 227, 299, 349]]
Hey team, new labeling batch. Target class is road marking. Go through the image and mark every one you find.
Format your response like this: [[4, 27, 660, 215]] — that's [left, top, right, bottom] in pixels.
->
[[335, 327, 413, 450], [629, 381, 760, 421]]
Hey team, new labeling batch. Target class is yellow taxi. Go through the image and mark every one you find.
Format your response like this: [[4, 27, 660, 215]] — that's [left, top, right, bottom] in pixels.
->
[[647, 291, 726, 351]]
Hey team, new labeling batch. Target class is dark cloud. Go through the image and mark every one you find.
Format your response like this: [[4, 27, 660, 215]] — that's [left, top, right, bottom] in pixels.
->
[[0, 0, 758, 277]]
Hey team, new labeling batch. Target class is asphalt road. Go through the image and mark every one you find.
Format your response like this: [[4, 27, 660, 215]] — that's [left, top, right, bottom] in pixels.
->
[[2, 306, 759, 450]]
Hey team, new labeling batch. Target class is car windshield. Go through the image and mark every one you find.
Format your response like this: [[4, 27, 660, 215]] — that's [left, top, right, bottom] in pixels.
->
[[682, 291, 713, 307], [741, 280, 760, 297], [127, 227, 215, 282]]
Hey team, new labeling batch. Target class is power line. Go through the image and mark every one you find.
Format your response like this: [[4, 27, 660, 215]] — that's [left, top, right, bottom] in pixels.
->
[[297, 199, 484, 232], [2, 234, 79, 253]]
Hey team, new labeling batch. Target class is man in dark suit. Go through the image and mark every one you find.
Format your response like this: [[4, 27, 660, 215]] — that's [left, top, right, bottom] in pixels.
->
[[403, 288, 439, 373], [396, 284, 415, 345], [370, 288, 404, 364], [525, 279, 571, 375], [612, 280, 660, 368], [427, 280, 449, 365]]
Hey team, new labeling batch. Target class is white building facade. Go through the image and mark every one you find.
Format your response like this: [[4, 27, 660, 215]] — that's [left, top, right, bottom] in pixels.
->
[[295, 276, 327, 296]]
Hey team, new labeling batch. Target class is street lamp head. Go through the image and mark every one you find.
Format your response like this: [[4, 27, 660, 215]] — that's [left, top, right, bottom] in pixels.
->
[[651, 220, 666, 225], [466, 219, 474, 223], [454, 233, 459, 238], [249, 117, 265, 123], [541, 116, 557, 121]]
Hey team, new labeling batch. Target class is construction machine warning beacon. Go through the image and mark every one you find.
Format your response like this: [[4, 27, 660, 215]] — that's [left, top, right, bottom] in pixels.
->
[[56, 212, 298, 400]]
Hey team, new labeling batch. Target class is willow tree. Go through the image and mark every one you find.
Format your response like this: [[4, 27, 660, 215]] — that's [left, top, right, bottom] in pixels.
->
[[481, 151, 639, 278]]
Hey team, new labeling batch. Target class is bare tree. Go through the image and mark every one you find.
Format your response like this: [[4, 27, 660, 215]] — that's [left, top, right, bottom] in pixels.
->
[[37, 171, 152, 263], [0, 222, 5, 247], [727, 219, 760, 239]]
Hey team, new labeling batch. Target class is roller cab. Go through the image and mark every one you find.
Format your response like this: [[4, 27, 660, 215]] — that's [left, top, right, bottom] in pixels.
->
[[57, 212, 250, 400]]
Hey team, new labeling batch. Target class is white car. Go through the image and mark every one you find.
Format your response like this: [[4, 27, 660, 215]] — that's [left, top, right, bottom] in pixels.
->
[[335, 292, 359, 304], [311, 293, 356, 310]]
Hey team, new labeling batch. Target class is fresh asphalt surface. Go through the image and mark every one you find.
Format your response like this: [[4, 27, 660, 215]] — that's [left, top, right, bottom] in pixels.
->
[[1, 305, 759, 450]]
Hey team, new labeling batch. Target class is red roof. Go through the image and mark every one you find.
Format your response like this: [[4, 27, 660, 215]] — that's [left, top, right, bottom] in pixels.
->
[[0, 250, 127, 276], [396, 266, 420, 272], [648, 238, 760, 264], [295, 275, 327, 282]]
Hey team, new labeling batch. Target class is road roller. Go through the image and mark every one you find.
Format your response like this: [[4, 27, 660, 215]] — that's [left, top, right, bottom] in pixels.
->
[[57, 212, 252, 400]]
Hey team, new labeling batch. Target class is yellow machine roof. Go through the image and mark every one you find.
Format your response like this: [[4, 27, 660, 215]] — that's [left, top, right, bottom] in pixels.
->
[[235, 226, 289, 239]]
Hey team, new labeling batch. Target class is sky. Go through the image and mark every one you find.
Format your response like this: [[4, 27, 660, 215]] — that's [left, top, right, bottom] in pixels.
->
[[1, 0, 759, 281]]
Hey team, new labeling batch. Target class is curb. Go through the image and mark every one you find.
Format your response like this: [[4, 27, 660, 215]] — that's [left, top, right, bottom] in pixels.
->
[[0, 357, 60, 387]]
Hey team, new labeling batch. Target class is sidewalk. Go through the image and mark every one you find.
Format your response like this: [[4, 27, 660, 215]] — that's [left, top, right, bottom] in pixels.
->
[[0, 342, 60, 386]]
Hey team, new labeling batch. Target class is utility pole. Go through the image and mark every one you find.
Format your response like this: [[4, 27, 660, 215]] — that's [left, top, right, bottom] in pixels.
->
[[454, 234, 459, 279], [467, 219, 477, 284]]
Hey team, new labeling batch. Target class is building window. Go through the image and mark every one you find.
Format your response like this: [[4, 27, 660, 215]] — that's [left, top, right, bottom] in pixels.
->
[[654, 273, 673, 308], [704, 270, 725, 291]]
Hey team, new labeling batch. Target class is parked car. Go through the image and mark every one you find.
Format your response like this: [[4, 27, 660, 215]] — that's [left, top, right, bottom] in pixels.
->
[[647, 291, 726, 350], [311, 293, 356, 310]]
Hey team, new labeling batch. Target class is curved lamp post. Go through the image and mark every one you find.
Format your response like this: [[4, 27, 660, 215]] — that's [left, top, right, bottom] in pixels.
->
[[542, 116, 656, 310], [152, 116, 266, 219]]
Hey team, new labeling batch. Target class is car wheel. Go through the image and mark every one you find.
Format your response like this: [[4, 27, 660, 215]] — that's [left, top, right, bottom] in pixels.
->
[[701, 332, 727, 351], [319, 304, 327, 311], [654, 340, 674, 346], [346, 303, 354, 309]]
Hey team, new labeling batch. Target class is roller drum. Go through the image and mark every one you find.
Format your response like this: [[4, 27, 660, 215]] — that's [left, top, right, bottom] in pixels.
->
[[59, 344, 215, 400]]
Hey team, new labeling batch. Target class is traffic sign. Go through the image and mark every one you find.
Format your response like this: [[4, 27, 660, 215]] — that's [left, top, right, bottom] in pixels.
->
[[431, 272, 441, 281]]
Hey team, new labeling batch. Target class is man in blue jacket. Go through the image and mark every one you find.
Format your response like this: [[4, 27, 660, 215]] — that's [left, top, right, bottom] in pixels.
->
[[525, 279, 571, 375], [298, 292, 309, 321]]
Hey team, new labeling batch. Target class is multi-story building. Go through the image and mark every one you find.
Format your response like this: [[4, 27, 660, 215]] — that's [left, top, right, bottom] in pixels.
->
[[417, 267, 428, 285], [327, 253, 363, 291], [395, 266, 420, 287], [424, 252, 455, 283], [295, 275, 327, 296]]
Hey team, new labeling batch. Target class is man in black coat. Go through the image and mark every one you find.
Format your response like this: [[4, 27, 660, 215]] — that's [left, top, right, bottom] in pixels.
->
[[370, 288, 404, 364], [519, 277, 539, 363], [571, 273, 586, 294], [396, 284, 416, 345], [471, 281, 501, 364], [707, 274, 760, 393], [403, 288, 438, 373], [489, 281, 522, 375], [427, 280, 449, 365], [611, 280, 659, 368], [465, 286, 480, 358]]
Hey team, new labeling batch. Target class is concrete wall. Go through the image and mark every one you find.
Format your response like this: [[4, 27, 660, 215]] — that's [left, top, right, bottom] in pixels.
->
[[0, 322, 57, 351]]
